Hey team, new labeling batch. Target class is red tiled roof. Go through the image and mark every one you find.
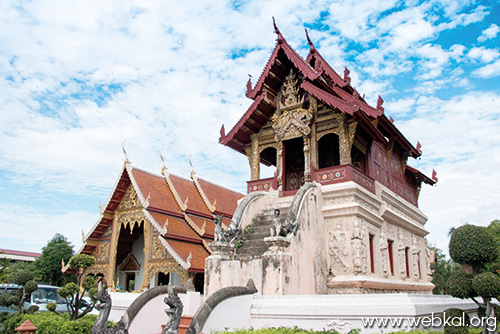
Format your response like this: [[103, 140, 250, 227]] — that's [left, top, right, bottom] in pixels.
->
[[197, 178, 242, 217], [131, 168, 183, 215], [81, 163, 242, 275], [163, 238, 210, 272], [169, 175, 212, 216], [148, 211, 200, 242], [188, 214, 215, 237], [221, 28, 422, 160]]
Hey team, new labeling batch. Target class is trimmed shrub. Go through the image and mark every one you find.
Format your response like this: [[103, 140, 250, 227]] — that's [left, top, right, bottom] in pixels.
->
[[446, 273, 474, 299], [443, 308, 470, 334], [12, 269, 33, 286], [473, 272, 500, 298], [2, 312, 100, 334], [449, 225, 498, 268]]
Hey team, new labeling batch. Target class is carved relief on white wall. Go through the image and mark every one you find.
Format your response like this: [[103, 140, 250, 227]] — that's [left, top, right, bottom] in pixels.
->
[[379, 225, 389, 278], [351, 219, 367, 275], [329, 223, 350, 272], [397, 229, 408, 278], [411, 234, 420, 280]]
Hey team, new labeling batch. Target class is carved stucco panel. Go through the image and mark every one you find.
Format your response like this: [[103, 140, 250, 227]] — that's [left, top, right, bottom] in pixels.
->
[[328, 222, 350, 274]]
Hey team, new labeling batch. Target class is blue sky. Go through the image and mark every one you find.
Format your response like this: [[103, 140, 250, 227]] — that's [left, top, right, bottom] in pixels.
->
[[0, 0, 499, 256]]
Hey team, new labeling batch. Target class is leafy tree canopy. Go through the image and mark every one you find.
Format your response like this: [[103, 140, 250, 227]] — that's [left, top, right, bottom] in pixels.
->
[[34, 233, 75, 286], [449, 224, 498, 270]]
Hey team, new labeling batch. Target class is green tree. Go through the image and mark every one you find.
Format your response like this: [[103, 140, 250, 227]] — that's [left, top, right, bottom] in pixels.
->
[[486, 219, 500, 274], [446, 224, 500, 334], [34, 234, 75, 286], [54, 254, 97, 320], [431, 247, 461, 294], [0, 256, 9, 283]]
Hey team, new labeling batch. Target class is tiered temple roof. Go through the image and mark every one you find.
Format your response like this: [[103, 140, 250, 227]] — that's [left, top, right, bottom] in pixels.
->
[[219, 21, 435, 199], [80, 162, 243, 273]]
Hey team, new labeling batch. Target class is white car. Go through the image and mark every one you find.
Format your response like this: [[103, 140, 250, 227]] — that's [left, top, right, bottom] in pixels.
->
[[0, 283, 70, 313]]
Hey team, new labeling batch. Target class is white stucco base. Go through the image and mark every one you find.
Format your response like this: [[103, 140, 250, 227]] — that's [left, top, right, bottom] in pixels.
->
[[202, 293, 480, 334]]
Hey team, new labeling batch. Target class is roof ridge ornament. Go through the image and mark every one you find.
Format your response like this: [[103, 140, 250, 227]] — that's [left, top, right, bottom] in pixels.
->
[[305, 28, 315, 54], [122, 140, 131, 164], [272, 17, 285, 44], [189, 154, 196, 179], [342, 67, 351, 86], [432, 169, 438, 183], [416, 141, 422, 154], [377, 95, 385, 115], [219, 124, 226, 142], [245, 74, 253, 97], [160, 149, 168, 177]]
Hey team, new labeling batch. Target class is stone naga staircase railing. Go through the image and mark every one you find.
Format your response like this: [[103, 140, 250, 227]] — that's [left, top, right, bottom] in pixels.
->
[[283, 182, 318, 237], [218, 191, 267, 244]]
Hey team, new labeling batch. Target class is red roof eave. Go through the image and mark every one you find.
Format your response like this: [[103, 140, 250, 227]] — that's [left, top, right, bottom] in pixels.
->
[[378, 116, 421, 158], [219, 93, 265, 150], [406, 165, 436, 185], [246, 36, 320, 100]]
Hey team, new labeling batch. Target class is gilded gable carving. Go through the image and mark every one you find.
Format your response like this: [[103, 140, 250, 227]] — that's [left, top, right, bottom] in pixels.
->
[[152, 236, 167, 260], [96, 241, 110, 263], [271, 69, 313, 141], [101, 224, 113, 238], [117, 186, 141, 211]]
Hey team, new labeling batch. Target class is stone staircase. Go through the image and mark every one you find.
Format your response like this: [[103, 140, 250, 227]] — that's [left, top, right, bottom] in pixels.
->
[[235, 198, 292, 259]]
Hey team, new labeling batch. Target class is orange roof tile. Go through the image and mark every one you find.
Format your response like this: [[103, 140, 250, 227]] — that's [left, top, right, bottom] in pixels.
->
[[131, 168, 183, 215], [169, 175, 212, 216], [148, 211, 200, 241], [188, 214, 215, 237], [163, 238, 210, 272], [197, 178, 243, 216]]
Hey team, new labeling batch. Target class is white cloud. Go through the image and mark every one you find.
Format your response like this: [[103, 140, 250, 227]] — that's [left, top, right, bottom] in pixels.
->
[[396, 91, 500, 252], [385, 97, 416, 117], [468, 46, 500, 63], [473, 60, 500, 78], [0, 204, 98, 253], [478, 23, 500, 42]]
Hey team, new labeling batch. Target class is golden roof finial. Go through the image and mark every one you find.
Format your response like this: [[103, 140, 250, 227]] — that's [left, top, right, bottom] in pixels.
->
[[160, 148, 168, 177], [122, 140, 131, 164]]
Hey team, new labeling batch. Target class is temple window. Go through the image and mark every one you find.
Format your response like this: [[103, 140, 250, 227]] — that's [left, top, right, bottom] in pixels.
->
[[318, 133, 340, 168], [369, 234, 375, 273], [388, 240, 394, 276], [405, 247, 410, 277], [351, 146, 367, 173], [260, 147, 277, 178], [417, 252, 421, 279]]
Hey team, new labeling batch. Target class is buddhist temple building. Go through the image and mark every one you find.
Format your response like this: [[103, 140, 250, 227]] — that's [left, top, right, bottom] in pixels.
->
[[79, 159, 243, 293], [207, 22, 437, 296]]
